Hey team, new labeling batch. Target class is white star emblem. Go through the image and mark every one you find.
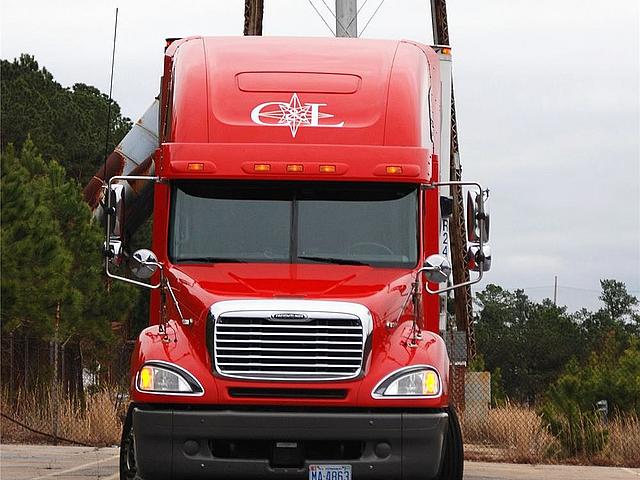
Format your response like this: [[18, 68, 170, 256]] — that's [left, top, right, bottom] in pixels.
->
[[250, 93, 345, 138], [258, 93, 310, 137]]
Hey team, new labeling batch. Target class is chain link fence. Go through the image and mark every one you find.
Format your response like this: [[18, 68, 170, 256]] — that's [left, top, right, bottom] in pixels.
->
[[444, 330, 640, 467], [1, 334, 131, 446], [2, 333, 639, 467]]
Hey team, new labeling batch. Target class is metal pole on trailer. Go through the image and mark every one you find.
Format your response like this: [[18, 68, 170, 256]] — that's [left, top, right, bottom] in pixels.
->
[[336, 0, 358, 37], [429, 0, 476, 361], [244, 0, 264, 36]]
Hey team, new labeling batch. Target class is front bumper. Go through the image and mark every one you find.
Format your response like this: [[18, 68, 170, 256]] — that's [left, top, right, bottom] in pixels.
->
[[133, 407, 448, 480]]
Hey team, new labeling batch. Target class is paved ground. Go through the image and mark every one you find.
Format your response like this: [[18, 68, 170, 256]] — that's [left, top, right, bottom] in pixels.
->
[[1, 444, 639, 480], [0, 445, 119, 480]]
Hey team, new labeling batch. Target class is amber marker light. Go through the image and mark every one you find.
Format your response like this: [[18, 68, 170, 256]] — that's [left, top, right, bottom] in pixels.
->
[[319, 164, 337, 173], [441, 47, 451, 55], [187, 162, 204, 171], [139, 366, 154, 391], [386, 165, 403, 175], [254, 163, 271, 172], [287, 164, 304, 173], [423, 370, 439, 396]]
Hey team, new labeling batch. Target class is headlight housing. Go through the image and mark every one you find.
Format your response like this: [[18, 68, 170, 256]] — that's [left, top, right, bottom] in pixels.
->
[[136, 362, 203, 395], [372, 366, 441, 398]]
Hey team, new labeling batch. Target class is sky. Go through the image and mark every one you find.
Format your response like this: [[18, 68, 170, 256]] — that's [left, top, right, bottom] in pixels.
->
[[2, 0, 639, 312]]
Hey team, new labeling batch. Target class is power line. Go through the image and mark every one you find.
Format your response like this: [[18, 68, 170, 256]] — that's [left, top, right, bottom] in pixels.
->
[[319, 0, 352, 38], [306, 0, 336, 36], [345, 0, 369, 32], [521, 285, 640, 294], [359, 0, 386, 37]]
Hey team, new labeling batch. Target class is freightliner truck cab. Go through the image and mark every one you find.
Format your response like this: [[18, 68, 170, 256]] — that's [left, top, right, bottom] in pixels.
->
[[102, 36, 491, 480]]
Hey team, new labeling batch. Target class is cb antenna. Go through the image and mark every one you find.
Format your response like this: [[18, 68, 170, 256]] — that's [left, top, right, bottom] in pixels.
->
[[102, 7, 119, 186]]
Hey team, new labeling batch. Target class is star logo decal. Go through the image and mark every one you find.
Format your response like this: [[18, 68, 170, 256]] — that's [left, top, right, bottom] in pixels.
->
[[250, 93, 345, 138]]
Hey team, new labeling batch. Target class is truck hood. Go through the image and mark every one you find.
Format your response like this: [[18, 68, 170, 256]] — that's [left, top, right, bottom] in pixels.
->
[[169, 263, 416, 328]]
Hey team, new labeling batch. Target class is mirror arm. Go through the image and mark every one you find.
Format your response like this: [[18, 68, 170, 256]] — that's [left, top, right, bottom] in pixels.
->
[[425, 180, 483, 191], [104, 175, 159, 288], [163, 277, 192, 327], [424, 268, 483, 295], [106, 260, 163, 289]]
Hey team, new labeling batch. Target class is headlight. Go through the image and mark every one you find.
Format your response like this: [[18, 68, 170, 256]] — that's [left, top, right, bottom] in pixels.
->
[[137, 363, 203, 395], [372, 366, 441, 398]]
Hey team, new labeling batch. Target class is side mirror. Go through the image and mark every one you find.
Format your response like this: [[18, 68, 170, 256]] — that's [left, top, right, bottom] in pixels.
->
[[423, 254, 452, 284], [105, 183, 126, 266], [466, 190, 490, 243], [130, 249, 159, 279], [467, 244, 492, 272]]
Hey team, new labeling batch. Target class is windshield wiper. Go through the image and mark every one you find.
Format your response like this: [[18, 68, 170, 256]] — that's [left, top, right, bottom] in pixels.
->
[[297, 255, 370, 266], [177, 257, 247, 263]]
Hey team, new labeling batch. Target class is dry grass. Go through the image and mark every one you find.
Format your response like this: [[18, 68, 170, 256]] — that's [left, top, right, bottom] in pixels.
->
[[2, 388, 639, 467], [461, 401, 560, 463], [460, 402, 640, 467], [1, 386, 123, 446], [592, 413, 640, 467]]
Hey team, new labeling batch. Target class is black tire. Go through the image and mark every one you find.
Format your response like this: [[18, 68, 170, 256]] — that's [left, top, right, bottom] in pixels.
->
[[120, 405, 142, 480], [436, 406, 464, 480]]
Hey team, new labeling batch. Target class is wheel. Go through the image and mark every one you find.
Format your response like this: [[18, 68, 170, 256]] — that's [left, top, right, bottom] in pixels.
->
[[120, 406, 142, 480], [436, 406, 464, 480]]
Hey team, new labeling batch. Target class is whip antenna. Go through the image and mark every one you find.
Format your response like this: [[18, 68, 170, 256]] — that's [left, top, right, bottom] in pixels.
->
[[102, 7, 119, 185]]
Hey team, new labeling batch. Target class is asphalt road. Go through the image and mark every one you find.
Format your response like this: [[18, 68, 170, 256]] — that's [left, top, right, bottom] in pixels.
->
[[1, 444, 639, 480]]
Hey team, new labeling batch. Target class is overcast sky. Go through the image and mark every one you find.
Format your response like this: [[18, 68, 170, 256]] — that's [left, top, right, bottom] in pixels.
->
[[2, 0, 639, 312]]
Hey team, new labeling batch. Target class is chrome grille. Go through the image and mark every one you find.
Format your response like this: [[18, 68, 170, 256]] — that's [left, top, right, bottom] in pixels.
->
[[212, 301, 369, 381]]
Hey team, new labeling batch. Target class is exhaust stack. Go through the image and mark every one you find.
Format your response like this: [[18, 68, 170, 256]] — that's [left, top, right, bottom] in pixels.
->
[[83, 100, 159, 238]]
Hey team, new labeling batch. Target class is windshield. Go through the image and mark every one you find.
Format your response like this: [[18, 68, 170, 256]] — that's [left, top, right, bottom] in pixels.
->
[[169, 181, 418, 267]]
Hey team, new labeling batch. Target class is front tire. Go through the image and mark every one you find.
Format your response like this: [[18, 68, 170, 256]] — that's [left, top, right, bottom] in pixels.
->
[[436, 406, 464, 480], [120, 405, 142, 480]]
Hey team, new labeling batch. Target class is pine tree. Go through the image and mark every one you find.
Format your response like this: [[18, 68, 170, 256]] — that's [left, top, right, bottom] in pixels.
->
[[1, 140, 135, 362], [1, 54, 132, 183]]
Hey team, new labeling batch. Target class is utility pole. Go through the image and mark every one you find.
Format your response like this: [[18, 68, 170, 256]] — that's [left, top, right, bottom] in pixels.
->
[[336, 0, 358, 37], [244, 0, 264, 36], [429, 0, 476, 360], [553, 275, 558, 305]]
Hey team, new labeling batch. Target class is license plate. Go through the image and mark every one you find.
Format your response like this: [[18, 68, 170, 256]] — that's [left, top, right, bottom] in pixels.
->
[[309, 464, 352, 480]]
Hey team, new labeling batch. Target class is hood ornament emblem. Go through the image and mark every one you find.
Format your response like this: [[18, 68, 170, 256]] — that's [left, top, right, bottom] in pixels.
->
[[270, 313, 309, 321]]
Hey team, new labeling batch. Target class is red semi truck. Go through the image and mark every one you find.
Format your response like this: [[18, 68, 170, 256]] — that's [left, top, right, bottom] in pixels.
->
[[103, 36, 491, 480]]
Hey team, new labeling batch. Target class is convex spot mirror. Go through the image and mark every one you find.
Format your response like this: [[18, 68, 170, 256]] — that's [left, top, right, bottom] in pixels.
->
[[130, 249, 159, 279], [467, 244, 492, 272], [105, 183, 126, 266], [423, 254, 452, 284], [466, 190, 490, 243]]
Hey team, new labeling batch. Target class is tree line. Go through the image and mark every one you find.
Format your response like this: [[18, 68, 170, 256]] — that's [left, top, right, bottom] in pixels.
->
[[473, 281, 639, 456], [1, 54, 139, 390]]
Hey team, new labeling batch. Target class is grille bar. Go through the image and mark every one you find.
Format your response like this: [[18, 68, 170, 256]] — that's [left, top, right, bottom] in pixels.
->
[[218, 362, 361, 368], [216, 339, 361, 345], [217, 324, 362, 330], [218, 355, 360, 360], [216, 347, 362, 353], [213, 306, 366, 381], [217, 332, 361, 337]]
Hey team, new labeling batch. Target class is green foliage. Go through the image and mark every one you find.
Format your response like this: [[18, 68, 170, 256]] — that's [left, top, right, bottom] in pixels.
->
[[1, 54, 131, 183], [1, 139, 135, 349], [579, 279, 640, 356], [541, 371, 608, 457], [540, 340, 640, 457], [475, 285, 585, 403]]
